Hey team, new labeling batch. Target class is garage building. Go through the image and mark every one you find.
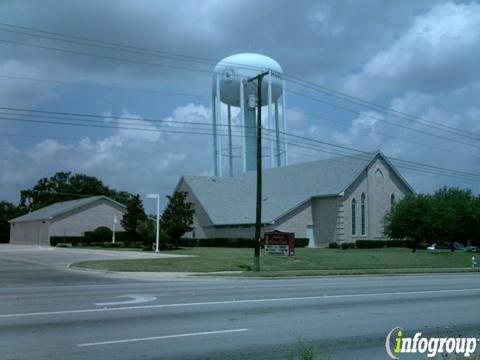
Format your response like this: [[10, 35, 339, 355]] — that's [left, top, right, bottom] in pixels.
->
[[9, 196, 125, 246]]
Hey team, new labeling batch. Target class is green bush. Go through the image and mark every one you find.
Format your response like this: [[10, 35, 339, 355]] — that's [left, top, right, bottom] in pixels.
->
[[328, 242, 340, 249], [175, 237, 309, 248], [50, 236, 85, 246], [50, 231, 136, 248], [101, 242, 125, 248], [93, 226, 113, 243], [388, 239, 415, 248], [199, 238, 254, 248], [341, 242, 355, 250], [356, 240, 386, 249], [295, 238, 309, 248], [114, 232, 129, 243], [355, 239, 415, 249]]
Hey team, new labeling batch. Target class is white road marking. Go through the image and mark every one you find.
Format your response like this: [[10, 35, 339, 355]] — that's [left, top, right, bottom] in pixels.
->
[[77, 328, 249, 347], [1, 287, 480, 319], [95, 295, 157, 306]]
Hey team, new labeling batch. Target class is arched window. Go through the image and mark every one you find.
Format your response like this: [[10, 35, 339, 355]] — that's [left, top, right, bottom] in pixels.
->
[[351, 198, 357, 236], [390, 193, 396, 207], [361, 193, 366, 236]]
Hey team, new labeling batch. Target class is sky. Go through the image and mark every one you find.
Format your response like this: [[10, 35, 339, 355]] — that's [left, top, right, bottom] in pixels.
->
[[1, 0, 480, 213]]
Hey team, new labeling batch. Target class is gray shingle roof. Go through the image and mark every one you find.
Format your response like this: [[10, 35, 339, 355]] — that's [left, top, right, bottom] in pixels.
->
[[182, 151, 388, 226], [9, 196, 125, 223]]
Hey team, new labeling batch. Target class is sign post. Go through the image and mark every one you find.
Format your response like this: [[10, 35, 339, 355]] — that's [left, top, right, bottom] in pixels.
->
[[264, 230, 295, 257]]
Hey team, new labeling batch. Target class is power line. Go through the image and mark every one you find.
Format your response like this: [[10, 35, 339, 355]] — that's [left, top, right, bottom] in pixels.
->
[[3, 73, 480, 162], [279, 132, 480, 181], [3, 105, 480, 180], [0, 38, 213, 75], [2, 20, 479, 142], [287, 107, 480, 162], [285, 75, 480, 140], [0, 23, 478, 181], [4, 35, 480, 152], [287, 89, 480, 149], [1, 108, 480, 183], [0, 74, 208, 98], [4, 105, 480, 179], [277, 139, 480, 183]]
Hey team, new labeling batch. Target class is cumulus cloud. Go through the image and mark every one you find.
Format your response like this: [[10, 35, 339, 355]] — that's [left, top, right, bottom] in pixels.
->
[[1, 0, 480, 208], [342, 1, 480, 97], [0, 104, 212, 209]]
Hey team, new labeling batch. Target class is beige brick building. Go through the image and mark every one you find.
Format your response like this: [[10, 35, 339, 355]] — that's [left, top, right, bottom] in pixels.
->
[[176, 151, 414, 247], [9, 196, 125, 245]]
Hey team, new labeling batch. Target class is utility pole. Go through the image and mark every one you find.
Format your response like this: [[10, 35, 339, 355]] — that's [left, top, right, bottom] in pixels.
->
[[248, 71, 269, 272]]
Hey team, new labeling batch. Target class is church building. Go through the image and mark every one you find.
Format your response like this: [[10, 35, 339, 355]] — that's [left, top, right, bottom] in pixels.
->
[[175, 151, 415, 247]]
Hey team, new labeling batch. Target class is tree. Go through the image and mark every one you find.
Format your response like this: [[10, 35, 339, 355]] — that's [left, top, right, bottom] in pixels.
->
[[0, 201, 25, 243], [137, 219, 154, 248], [121, 194, 147, 245], [430, 187, 475, 252], [160, 191, 194, 248], [384, 187, 480, 252], [384, 194, 433, 252], [471, 196, 480, 247], [20, 172, 133, 211]]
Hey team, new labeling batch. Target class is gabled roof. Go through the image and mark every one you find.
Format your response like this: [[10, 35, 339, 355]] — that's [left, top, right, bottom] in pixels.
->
[[9, 196, 125, 223], [181, 150, 411, 226]]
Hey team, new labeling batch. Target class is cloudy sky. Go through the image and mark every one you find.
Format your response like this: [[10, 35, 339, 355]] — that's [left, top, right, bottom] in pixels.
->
[[1, 0, 480, 212]]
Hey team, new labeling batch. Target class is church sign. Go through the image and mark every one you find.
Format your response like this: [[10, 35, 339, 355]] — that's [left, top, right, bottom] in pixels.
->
[[264, 230, 295, 257]]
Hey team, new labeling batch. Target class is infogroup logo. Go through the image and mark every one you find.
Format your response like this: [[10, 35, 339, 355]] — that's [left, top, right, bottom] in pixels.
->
[[385, 327, 479, 359]]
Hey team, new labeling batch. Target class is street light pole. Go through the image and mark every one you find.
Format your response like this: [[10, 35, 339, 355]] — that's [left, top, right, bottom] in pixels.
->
[[112, 215, 117, 244], [146, 194, 160, 253], [248, 71, 269, 272]]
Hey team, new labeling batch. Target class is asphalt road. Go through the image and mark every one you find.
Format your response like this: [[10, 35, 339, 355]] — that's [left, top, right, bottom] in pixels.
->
[[0, 245, 188, 287], [1, 247, 479, 359]]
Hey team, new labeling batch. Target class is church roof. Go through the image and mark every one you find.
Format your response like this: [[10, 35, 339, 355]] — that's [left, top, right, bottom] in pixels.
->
[[180, 150, 413, 226]]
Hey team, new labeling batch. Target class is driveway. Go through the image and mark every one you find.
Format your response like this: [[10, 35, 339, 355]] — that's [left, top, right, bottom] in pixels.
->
[[0, 245, 188, 287]]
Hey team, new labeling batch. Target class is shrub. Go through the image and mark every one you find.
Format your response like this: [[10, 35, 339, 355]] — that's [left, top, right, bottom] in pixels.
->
[[93, 226, 113, 243], [101, 242, 125, 248], [83, 231, 95, 244], [175, 237, 309, 248], [356, 240, 386, 249], [295, 238, 309, 248], [328, 242, 340, 249], [355, 239, 416, 249], [387, 239, 415, 248], [50, 236, 84, 247], [341, 242, 355, 250], [114, 231, 129, 243]]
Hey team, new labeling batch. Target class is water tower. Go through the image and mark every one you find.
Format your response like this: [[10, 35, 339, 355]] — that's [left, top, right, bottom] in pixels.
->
[[212, 53, 288, 177]]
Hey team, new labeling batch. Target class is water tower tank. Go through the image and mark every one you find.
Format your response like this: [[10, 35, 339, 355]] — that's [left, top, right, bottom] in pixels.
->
[[211, 53, 287, 177], [213, 53, 283, 106]]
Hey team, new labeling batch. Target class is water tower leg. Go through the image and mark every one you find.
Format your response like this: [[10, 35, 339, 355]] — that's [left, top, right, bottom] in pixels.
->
[[268, 71, 274, 168], [282, 79, 288, 166], [275, 100, 281, 167], [212, 84, 218, 176], [216, 75, 223, 177], [227, 105, 233, 177], [240, 78, 247, 173]]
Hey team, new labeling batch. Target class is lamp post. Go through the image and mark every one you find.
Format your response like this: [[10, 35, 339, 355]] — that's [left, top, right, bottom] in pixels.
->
[[112, 215, 117, 244], [146, 194, 160, 253]]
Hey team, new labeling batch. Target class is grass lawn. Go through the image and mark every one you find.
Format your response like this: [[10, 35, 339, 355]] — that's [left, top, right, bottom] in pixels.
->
[[73, 247, 479, 276]]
